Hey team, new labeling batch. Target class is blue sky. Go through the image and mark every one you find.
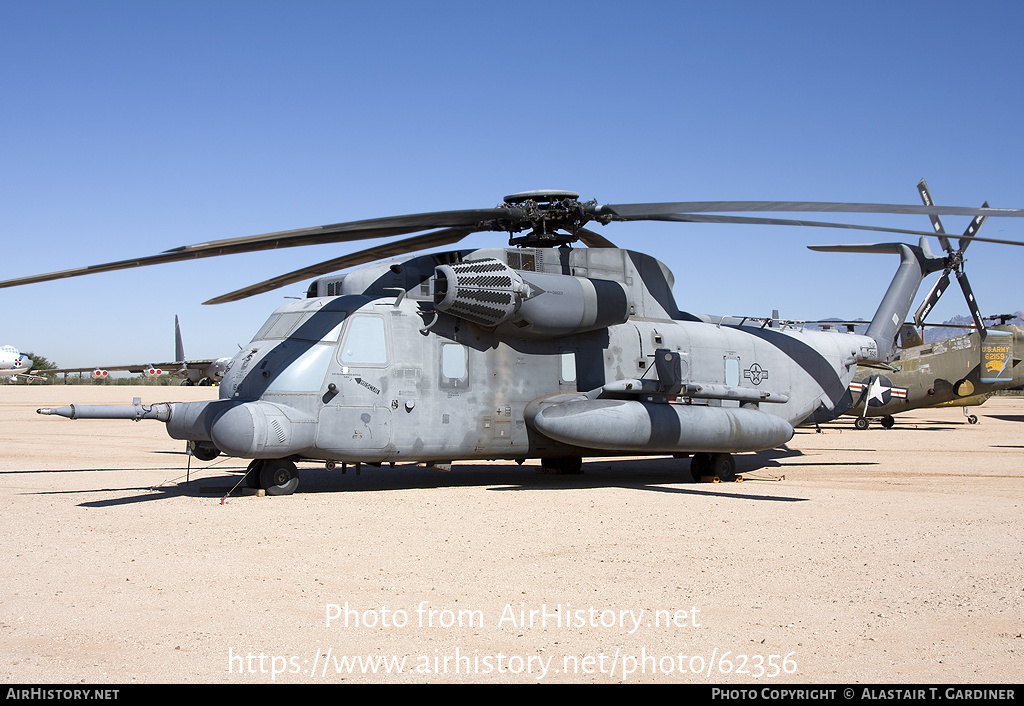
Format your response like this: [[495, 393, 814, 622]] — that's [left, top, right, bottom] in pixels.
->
[[2, 1, 1022, 366]]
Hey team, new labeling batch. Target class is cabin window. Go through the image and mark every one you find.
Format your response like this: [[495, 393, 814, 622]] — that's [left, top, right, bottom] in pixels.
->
[[724, 357, 740, 386], [560, 351, 577, 384], [439, 343, 469, 389], [340, 316, 388, 365]]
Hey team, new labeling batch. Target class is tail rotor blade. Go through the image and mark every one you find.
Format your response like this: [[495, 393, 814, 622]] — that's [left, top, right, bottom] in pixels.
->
[[959, 201, 988, 253], [955, 269, 987, 339], [914, 270, 950, 327], [917, 179, 952, 252]]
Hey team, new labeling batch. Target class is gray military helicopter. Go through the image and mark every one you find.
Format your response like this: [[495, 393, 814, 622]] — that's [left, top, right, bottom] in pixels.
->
[[4, 189, 1024, 493]]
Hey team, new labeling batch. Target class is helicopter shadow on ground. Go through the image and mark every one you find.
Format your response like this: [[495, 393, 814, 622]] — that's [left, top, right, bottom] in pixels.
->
[[206, 449, 818, 502], [27, 442, 872, 507], [26, 478, 200, 508], [985, 414, 1024, 423], [815, 419, 971, 433], [0, 459, 247, 508]]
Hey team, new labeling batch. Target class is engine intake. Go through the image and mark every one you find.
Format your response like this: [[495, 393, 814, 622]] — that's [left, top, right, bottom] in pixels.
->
[[433, 258, 628, 337]]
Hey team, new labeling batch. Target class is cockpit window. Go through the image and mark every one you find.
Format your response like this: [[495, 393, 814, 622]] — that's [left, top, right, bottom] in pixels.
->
[[340, 315, 387, 365], [252, 311, 347, 342]]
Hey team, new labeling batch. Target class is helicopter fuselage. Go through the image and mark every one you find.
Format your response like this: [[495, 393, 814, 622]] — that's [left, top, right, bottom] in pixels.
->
[[154, 246, 874, 466]]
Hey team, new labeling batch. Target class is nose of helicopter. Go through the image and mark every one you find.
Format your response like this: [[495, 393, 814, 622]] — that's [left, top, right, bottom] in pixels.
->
[[206, 400, 316, 459]]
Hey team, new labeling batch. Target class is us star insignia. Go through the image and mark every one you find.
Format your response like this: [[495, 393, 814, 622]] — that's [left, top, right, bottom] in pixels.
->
[[743, 363, 768, 385]]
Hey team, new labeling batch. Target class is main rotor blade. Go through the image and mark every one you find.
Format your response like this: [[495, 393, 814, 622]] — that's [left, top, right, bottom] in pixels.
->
[[668, 212, 1024, 247], [202, 227, 474, 305], [913, 270, 950, 327], [577, 228, 617, 248], [637, 213, 970, 240], [602, 200, 1024, 219], [3, 195, 1022, 295], [0, 209, 509, 291], [0, 248, 233, 290], [163, 208, 510, 257], [917, 179, 952, 252]]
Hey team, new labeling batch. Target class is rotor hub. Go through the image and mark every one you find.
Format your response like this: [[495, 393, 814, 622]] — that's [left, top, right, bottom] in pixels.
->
[[946, 250, 965, 271], [476, 190, 610, 247]]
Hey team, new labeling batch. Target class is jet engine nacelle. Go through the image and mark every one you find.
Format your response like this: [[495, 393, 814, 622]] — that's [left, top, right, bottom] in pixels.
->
[[433, 258, 629, 336], [143, 367, 163, 377], [91, 369, 108, 380]]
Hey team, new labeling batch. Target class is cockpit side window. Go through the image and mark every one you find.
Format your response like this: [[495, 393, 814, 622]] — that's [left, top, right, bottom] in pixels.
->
[[339, 315, 388, 365]]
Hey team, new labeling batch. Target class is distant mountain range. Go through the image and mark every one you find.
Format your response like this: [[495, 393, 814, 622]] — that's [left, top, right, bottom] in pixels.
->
[[922, 312, 1023, 342]]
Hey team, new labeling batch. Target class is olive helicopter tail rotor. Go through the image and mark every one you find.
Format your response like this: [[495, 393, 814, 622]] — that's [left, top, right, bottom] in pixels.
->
[[912, 179, 990, 338]]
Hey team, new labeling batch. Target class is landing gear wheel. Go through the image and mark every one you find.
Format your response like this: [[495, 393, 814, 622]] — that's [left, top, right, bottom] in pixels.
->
[[854, 417, 869, 430], [244, 459, 264, 489], [967, 414, 979, 425], [539, 457, 583, 474], [880, 415, 895, 429], [690, 452, 711, 481], [259, 459, 299, 496], [710, 453, 736, 482]]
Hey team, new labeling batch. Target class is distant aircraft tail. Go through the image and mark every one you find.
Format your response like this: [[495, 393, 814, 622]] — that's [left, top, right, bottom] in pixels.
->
[[174, 315, 185, 362], [808, 237, 947, 362]]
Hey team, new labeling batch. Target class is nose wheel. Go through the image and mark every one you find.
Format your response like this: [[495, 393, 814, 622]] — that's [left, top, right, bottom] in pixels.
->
[[245, 458, 300, 495]]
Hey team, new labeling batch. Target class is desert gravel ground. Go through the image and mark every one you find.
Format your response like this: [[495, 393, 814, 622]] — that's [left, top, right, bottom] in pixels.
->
[[1, 385, 1022, 684]]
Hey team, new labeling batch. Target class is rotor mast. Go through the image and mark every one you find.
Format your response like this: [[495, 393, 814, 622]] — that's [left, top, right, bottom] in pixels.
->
[[492, 190, 610, 247]]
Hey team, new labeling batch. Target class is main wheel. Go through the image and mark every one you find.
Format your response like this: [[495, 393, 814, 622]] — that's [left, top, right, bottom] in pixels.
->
[[854, 417, 869, 430], [259, 459, 300, 496], [710, 453, 736, 482], [880, 415, 895, 429], [540, 457, 583, 474]]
